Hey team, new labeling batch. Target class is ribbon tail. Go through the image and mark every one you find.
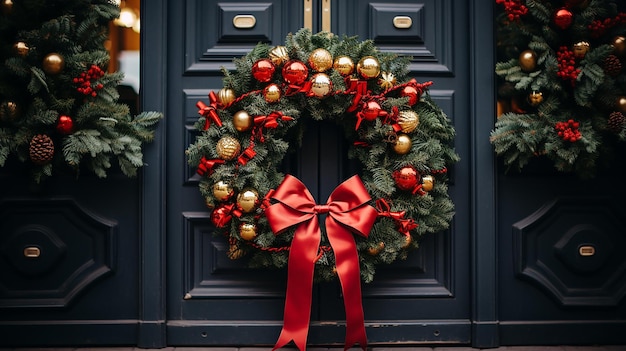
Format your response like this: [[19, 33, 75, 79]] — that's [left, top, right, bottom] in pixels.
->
[[326, 219, 368, 351], [273, 219, 321, 351]]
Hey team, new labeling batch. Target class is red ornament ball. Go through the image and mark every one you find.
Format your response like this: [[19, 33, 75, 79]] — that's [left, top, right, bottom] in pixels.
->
[[393, 166, 420, 191], [56, 115, 74, 134], [554, 8, 573, 30], [361, 101, 382, 121], [401, 86, 419, 106], [252, 59, 275, 82], [282, 60, 308, 85], [211, 205, 233, 228]]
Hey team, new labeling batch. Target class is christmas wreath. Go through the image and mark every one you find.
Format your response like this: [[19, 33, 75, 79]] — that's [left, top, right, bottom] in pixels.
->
[[491, 0, 626, 177], [186, 29, 458, 284], [0, 0, 161, 183]]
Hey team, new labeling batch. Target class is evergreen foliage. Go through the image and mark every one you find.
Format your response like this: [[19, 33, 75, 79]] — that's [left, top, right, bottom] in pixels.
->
[[492, 0, 626, 177], [187, 29, 459, 283], [0, 0, 161, 183]]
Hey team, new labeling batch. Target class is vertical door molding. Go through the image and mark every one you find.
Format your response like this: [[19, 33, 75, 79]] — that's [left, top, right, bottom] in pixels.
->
[[469, 0, 498, 348], [139, 0, 168, 347]]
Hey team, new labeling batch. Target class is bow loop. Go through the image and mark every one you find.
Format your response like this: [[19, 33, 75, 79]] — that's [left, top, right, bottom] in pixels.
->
[[197, 91, 222, 130]]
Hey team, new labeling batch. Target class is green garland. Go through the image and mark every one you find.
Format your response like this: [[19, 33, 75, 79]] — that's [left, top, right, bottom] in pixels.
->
[[0, 0, 161, 183], [186, 30, 458, 283], [491, 0, 626, 177]]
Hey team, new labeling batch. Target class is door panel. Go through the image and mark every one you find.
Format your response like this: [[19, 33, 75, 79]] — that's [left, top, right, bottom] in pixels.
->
[[166, 0, 471, 346]]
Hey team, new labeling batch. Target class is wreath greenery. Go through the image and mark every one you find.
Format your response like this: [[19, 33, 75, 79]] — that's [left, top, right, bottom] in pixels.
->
[[186, 29, 459, 283]]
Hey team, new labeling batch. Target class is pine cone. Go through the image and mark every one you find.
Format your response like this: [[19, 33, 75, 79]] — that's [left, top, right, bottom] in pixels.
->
[[29, 134, 55, 165], [603, 54, 622, 77], [607, 111, 626, 133]]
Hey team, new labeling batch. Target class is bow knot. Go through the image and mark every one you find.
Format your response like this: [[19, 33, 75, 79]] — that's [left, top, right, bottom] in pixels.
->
[[197, 91, 222, 130], [313, 204, 330, 214]]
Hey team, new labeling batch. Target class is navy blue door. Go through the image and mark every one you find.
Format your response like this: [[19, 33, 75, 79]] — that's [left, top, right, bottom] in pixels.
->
[[161, 0, 473, 346]]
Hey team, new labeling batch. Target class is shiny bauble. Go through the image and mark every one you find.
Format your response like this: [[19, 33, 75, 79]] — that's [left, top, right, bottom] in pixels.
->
[[617, 96, 626, 114], [308, 48, 333, 72], [0, 101, 19, 121], [397, 110, 420, 133], [361, 101, 382, 121], [401, 235, 412, 249], [239, 223, 257, 241], [282, 60, 309, 85], [216, 136, 241, 160], [613, 36, 626, 57], [553, 8, 573, 30], [43, 53, 65, 75], [333, 55, 355, 76], [379, 72, 396, 89], [269, 45, 289, 66], [233, 110, 253, 132], [56, 115, 74, 135], [572, 41, 590, 59], [212, 180, 234, 201], [13, 42, 29, 57], [237, 188, 259, 213], [401, 86, 419, 106], [528, 91, 543, 107], [393, 166, 420, 191], [421, 174, 434, 192], [252, 59, 275, 83], [367, 242, 385, 256], [218, 88, 236, 105], [1, 0, 12, 14], [356, 56, 381, 79], [310, 73, 332, 98], [518, 50, 537, 72], [263, 83, 281, 103], [227, 244, 245, 259], [393, 134, 412, 155], [210, 205, 232, 227]]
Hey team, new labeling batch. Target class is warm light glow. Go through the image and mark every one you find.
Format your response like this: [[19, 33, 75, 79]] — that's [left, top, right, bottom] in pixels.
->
[[132, 18, 140, 33], [114, 7, 137, 28]]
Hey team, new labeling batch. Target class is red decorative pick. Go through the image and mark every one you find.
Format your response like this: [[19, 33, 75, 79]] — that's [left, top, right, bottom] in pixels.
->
[[197, 156, 225, 176], [266, 175, 377, 351], [56, 115, 74, 135], [237, 144, 257, 165], [346, 78, 369, 113], [375, 199, 418, 236], [197, 91, 223, 130]]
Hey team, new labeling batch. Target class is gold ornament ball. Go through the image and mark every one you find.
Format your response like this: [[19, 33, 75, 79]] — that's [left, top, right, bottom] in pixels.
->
[[42, 53, 65, 75], [263, 83, 281, 103], [518, 50, 537, 72], [212, 181, 234, 201], [13, 42, 29, 57], [216, 136, 241, 160], [357, 56, 381, 79], [528, 91, 543, 107], [269, 45, 289, 66], [233, 110, 253, 132], [237, 189, 259, 213], [393, 133, 412, 154], [421, 175, 434, 192], [613, 36, 626, 57], [367, 242, 385, 256], [397, 110, 420, 133], [310, 73, 332, 98], [401, 235, 412, 249], [218, 88, 236, 105], [333, 56, 354, 76], [308, 48, 333, 72], [239, 223, 257, 241], [0, 101, 20, 121], [572, 41, 590, 59], [617, 96, 626, 114], [227, 244, 245, 259]]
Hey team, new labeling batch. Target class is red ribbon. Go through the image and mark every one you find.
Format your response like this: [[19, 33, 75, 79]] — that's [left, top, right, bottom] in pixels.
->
[[346, 79, 369, 113], [265, 175, 377, 351], [196, 91, 222, 130], [253, 111, 294, 142], [375, 199, 418, 236], [196, 156, 225, 176], [237, 144, 257, 166]]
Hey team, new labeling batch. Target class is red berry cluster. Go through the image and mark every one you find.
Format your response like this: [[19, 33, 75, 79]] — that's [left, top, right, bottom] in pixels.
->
[[496, 0, 528, 21], [588, 12, 626, 38], [556, 46, 580, 86], [74, 65, 105, 97], [555, 119, 582, 142]]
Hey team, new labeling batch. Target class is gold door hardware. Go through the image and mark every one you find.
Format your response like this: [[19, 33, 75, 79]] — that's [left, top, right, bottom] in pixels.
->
[[322, 0, 331, 32], [23, 246, 41, 258], [393, 16, 413, 29], [233, 15, 256, 29], [304, 0, 313, 31], [578, 245, 595, 257]]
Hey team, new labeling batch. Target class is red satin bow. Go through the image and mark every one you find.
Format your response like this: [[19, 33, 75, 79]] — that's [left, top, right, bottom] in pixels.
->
[[253, 111, 294, 142], [196, 156, 224, 176], [375, 199, 418, 236], [196, 91, 222, 130], [265, 175, 378, 351]]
